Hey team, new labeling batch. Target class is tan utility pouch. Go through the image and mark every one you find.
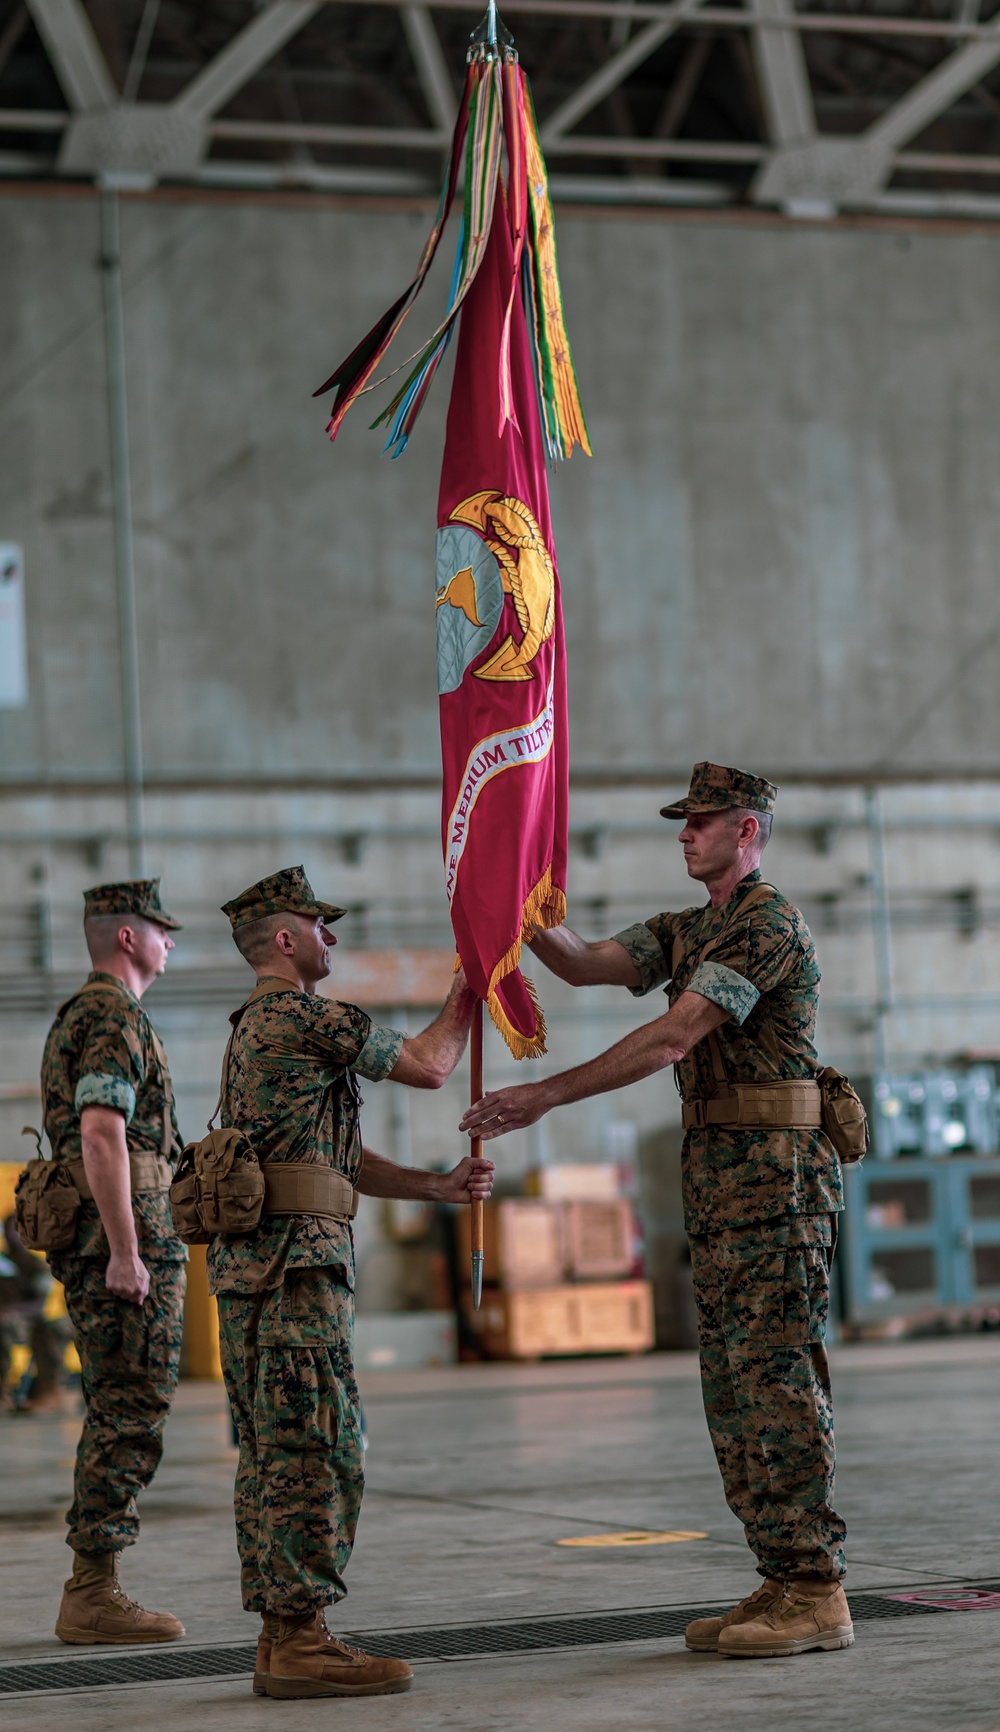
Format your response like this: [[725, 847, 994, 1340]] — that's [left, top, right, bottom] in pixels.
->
[[816, 1067, 869, 1164], [14, 1132, 80, 1253], [168, 981, 359, 1245], [169, 1128, 266, 1246]]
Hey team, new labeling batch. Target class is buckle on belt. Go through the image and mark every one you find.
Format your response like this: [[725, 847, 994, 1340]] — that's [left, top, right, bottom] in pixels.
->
[[687, 1100, 707, 1129]]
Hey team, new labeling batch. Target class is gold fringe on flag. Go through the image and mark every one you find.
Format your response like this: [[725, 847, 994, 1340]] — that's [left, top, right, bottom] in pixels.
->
[[483, 865, 567, 1060], [522, 96, 592, 463]]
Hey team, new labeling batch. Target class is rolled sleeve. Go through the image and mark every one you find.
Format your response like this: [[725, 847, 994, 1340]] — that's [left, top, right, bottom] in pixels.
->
[[686, 961, 760, 1026], [75, 1073, 137, 1123], [612, 923, 671, 998], [354, 1022, 405, 1082]]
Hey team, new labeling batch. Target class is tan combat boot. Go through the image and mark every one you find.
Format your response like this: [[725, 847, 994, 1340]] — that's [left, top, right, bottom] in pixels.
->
[[254, 1613, 280, 1695], [55, 1551, 185, 1645], [719, 1581, 853, 1658], [266, 1611, 414, 1699], [685, 1580, 784, 1652]]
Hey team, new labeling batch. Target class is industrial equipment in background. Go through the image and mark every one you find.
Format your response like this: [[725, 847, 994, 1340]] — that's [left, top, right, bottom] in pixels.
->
[[840, 1064, 1000, 1338], [457, 1164, 654, 1360]]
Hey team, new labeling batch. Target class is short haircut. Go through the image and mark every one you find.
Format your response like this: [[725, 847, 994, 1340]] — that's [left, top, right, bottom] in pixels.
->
[[84, 912, 135, 962], [232, 911, 291, 969], [728, 806, 772, 849]]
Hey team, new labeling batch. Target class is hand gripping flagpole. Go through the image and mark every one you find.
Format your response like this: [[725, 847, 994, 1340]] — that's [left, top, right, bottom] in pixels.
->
[[469, 999, 485, 1308]]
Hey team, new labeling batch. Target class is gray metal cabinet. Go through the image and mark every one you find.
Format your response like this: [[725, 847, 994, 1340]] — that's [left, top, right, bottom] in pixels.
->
[[840, 1157, 1000, 1328]]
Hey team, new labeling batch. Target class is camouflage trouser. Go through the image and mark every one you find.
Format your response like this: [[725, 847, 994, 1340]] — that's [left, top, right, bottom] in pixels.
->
[[217, 1267, 364, 1615], [689, 1215, 846, 1583], [52, 1256, 185, 1553]]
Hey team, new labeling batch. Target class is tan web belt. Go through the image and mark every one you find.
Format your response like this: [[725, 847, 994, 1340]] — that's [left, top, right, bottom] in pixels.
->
[[681, 1081, 823, 1132], [68, 1153, 173, 1200], [262, 1164, 359, 1222]]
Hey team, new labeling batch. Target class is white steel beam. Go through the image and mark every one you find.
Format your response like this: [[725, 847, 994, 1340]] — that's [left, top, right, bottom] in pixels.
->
[[753, 11, 1000, 208], [400, 5, 457, 131], [540, 0, 708, 140], [172, 1, 321, 122], [330, 1, 1000, 38], [865, 20, 1000, 156], [55, 1, 321, 182], [746, 0, 815, 147], [25, 0, 115, 110]]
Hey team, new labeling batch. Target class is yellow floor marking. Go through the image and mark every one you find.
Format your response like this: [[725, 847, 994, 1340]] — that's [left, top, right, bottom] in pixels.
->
[[556, 1530, 707, 1548]]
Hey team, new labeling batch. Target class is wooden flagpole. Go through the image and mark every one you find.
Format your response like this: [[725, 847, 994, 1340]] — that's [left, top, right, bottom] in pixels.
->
[[469, 999, 485, 1308]]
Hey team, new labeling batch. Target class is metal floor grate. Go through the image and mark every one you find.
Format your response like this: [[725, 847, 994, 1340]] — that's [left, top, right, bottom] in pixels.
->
[[2, 1586, 997, 1694]]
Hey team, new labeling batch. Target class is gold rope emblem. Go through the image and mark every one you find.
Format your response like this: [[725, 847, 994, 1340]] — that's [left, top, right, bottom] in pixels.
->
[[436, 490, 555, 682]]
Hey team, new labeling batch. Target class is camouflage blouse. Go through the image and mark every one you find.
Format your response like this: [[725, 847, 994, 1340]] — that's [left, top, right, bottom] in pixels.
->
[[207, 979, 404, 1295], [614, 871, 844, 1234], [40, 971, 184, 1263]]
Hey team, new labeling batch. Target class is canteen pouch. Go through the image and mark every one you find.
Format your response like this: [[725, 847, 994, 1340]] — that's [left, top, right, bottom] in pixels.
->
[[817, 1067, 869, 1164], [14, 1129, 81, 1253], [169, 1127, 266, 1245]]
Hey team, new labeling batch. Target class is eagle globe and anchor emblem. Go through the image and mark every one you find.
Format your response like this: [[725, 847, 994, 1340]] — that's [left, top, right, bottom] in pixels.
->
[[434, 491, 555, 694]]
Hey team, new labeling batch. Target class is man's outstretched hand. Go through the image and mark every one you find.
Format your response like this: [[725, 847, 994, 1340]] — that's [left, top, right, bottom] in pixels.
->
[[437, 1155, 497, 1203], [459, 1084, 550, 1142]]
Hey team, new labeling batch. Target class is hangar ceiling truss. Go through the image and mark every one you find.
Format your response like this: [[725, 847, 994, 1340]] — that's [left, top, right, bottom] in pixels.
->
[[4, 0, 1000, 215]]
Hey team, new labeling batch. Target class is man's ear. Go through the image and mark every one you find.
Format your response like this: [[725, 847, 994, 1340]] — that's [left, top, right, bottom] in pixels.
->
[[117, 923, 137, 956], [274, 925, 296, 957]]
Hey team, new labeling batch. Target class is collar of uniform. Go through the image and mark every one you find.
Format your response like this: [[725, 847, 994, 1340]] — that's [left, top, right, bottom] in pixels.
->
[[726, 869, 762, 908], [229, 975, 303, 1026], [86, 969, 140, 1008], [696, 869, 763, 931]]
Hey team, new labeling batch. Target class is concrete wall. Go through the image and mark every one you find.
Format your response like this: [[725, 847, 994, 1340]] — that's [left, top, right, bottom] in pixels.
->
[[3, 190, 1000, 779]]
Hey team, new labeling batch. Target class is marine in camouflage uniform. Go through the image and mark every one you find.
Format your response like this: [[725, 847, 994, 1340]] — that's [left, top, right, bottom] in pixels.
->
[[462, 764, 853, 1659], [214, 866, 485, 1699], [40, 879, 187, 1645], [211, 971, 402, 1618], [612, 871, 845, 1584]]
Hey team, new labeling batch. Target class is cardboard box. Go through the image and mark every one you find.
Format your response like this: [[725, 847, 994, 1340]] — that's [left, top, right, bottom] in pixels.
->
[[525, 1164, 620, 1202], [462, 1280, 654, 1360], [562, 1200, 634, 1281], [455, 1199, 563, 1288]]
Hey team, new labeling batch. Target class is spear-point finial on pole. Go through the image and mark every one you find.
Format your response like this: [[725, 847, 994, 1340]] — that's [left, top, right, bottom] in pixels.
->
[[468, 1, 516, 64]]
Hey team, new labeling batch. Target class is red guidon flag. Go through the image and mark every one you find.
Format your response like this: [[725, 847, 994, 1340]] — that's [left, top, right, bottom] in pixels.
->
[[313, 48, 589, 1057], [435, 187, 567, 1058]]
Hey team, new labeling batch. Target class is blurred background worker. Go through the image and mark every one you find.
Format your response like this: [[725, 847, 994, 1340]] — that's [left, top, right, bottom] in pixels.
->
[[40, 881, 188, 1648], [0, 1212, 73, 1414]]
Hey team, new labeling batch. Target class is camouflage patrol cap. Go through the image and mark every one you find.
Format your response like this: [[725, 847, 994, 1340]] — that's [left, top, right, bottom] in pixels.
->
[[660, 762, 778, 819], [83, 878, 182, 930], [222, 864, 346, 932]]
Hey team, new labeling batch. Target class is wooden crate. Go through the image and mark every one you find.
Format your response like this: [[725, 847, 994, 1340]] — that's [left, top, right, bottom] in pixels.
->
[[455, 1199, 563, 1288], [525, 1164, 620, 1202], [561, 1200, 634, 1280], [462, 1279, 654, 1360]]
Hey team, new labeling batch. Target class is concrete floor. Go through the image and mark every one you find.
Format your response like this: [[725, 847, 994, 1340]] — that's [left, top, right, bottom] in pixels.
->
[[2, 1339, 1000, 1730]]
